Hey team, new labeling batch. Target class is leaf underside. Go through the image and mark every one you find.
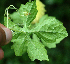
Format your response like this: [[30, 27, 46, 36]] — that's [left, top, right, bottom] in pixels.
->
[[4, 1, 68, 61]]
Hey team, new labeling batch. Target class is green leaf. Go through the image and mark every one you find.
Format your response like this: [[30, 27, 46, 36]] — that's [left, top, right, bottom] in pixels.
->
[[30, 15, 68, 48], [10, 1, 37, 27], [41, 38, 56, 48], [11, 33, 27, 56], [4, 1, 68, 61], [9, 12, 23, 24], [27, 34, 49, 61], [4, 17, 27, 33]]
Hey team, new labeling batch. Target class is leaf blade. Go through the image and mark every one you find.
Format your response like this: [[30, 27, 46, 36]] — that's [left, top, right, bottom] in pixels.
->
[[31, 15, 68, 48], [27, 34, 49, 61]]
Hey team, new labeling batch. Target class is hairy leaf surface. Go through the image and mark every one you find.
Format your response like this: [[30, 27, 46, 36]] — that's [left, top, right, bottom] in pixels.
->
[[27, 34, 49, 61], [4, 1, 68, 61], [30, 15, 68, 48], [10, 1, 37, 27]]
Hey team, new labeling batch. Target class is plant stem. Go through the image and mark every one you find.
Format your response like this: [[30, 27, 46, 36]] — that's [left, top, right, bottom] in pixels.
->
[[29, 0, 31, 2], [7, 9, 8, 28]]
